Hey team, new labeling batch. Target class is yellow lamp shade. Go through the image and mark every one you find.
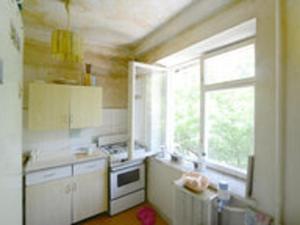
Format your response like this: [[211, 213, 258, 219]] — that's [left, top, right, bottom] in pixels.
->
[[51, 29, 83, 62]]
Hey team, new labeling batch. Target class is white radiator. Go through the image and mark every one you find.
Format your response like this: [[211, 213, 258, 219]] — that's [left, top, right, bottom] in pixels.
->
[[173, 181, 216, 225]]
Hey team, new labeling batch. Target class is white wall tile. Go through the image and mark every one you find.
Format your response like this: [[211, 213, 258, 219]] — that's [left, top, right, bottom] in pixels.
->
[[23, 109, 128, 153]]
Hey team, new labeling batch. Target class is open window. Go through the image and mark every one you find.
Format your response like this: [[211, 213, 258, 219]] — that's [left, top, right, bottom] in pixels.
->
[[168, 61, 201, 161], [129, 39, 255, 178], [128, 62, 169, 159]]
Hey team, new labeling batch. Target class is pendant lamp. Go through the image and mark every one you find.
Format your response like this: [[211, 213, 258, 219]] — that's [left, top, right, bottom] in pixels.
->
[[51, 0, 83, 62]]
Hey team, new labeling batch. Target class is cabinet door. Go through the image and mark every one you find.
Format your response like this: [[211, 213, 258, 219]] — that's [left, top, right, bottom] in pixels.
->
[[28, 83, 70, 130], [72, 169, 107, 223], [26, 178, 72, 225], [70, 86, 102, 129]]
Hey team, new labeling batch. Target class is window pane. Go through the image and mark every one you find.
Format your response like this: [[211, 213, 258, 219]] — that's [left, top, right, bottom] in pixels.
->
[[205, 87, 254, 170], [173, 62, 200, 160], [134, 68, 167, 153], [204, 44, 255, 84]]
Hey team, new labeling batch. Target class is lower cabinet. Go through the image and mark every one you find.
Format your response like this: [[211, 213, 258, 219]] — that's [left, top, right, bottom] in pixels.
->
[[25, 159, 107, 225], [72, 162, 108, 223], [26, 177, 73, 225]]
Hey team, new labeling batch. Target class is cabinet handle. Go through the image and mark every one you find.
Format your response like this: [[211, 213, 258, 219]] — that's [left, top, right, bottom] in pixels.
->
[[65, 184, 71, 194]]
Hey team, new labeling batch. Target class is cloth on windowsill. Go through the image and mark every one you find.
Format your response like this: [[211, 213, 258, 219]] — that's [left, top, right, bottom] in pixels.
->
[[244, 208, 273, 225], [181, 172, 209, 193]]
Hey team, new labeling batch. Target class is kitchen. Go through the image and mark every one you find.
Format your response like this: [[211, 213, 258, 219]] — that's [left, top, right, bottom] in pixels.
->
[[1, 0, 300, 225]]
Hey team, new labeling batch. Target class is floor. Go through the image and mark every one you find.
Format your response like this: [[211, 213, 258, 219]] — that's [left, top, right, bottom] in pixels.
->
[[81, 203, 169, 225]]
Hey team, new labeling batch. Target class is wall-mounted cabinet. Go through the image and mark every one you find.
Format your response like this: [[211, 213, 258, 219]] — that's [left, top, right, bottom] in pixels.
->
[[28, 83, 102, 130], [70, 86, 102, 129]]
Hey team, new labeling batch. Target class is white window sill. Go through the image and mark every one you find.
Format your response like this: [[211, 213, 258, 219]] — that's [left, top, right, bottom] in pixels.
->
[[153, 155, 253, 202]]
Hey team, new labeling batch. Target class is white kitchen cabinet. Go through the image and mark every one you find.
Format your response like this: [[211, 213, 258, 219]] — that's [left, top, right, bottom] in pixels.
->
[[28, 83, 102, 130], [25, 159, 108, 225], [72, 169, 107, 223], [28, 83, 70, 130], [26, 177, 73, 225], [70, 86, 102, 129]]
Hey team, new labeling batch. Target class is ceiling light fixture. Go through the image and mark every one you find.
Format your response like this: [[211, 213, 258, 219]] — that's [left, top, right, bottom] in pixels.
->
[[51, 0, 83, 62]]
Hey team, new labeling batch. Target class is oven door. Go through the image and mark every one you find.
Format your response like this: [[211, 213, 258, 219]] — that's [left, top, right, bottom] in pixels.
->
[[110, 163, 145, 200]]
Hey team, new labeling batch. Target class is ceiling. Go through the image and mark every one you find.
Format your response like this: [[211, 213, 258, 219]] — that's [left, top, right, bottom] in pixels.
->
[[23, 0, 195, 49]]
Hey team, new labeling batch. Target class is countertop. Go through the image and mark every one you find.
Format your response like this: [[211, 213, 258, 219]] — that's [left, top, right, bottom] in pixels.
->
[[24, 150, 108, 174], [24, 150, 158, 174]]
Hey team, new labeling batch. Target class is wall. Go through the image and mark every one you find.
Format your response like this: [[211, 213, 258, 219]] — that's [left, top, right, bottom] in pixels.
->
[[23, 108, 127, 153], [137, 0, 278, 218], [23, 39, 130, 108], [0, 1, 23, 224], [284, 1, 300, 224]]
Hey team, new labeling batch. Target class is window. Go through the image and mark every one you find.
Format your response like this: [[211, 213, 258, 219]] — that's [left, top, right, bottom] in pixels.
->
[[169, 61, 201, 160], [204, 44, 255, 84], [167, 40, 255, 176], [202, 41, 255, 174]]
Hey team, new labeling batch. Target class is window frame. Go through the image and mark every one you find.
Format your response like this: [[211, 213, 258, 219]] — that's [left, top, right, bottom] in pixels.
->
[[166, 59, 201, 160], [165, 39, 256, 179], [200, 38, 256, 179]]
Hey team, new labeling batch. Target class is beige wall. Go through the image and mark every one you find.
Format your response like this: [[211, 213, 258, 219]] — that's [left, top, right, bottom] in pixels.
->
[[24, 39, 130, 109], [284, 1, 300, 224], [137, 0, 278, 218]]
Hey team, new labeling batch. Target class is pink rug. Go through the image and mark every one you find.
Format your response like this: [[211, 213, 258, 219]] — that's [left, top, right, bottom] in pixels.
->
[[137, 207, 156, 225]]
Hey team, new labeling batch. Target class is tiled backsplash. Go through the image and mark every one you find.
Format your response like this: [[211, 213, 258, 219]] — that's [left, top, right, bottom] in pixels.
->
[[23, 109, 128, 153]]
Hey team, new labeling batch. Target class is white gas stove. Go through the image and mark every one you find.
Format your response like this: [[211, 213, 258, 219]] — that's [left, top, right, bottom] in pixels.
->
[[101, 142, 129, 166], [98, 134, 146, 215], [99, 135, 147, 167]]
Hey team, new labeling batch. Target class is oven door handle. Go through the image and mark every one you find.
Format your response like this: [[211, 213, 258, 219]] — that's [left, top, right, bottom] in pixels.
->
[[110, 161, 144, 172]]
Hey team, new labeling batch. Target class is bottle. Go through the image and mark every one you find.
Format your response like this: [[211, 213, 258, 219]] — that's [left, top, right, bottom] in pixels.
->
[[217, 181, 230, 212], [83, 63, 92, 86]]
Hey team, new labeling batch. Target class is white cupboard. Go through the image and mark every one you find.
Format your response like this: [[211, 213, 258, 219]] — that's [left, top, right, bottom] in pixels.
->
[[25, 159, 107, 225], [70, 86, 102, 129], [72, 171, 107, 223], [28, 83, 70, 130], [72, 160, 108, 223], [26, 177, 73, 225], [28, 83, 103, 130]]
